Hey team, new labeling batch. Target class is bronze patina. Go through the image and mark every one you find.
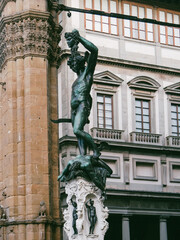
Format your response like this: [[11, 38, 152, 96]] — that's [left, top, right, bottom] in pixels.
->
[[65, 29, 100, 159], [56, 30, 112, 191], [86, 199, 97, 234]]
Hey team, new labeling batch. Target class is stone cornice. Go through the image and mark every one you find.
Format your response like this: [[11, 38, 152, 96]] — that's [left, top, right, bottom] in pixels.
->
[[0, 217, 61, 226], [107, 189, 180, 200], [98, 56, 180, 76], [164, 82, 180, 95], [59, 135, 180, 154], [94, 70, 124, 86], [0, 10, 62, 69], [128, 76, 161, 91], [0, 0, 15, 14], [59, 50, 180, 76]]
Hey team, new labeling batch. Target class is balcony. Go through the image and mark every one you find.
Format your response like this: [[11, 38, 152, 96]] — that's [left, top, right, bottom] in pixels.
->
[[166, 136, 180, 147], [91, 128, 124, 141], [130, 132, 162, 145]]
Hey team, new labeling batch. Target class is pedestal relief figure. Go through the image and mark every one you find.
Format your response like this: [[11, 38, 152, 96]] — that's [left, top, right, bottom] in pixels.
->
[[71, 198, 78, 235], [85, 199, 97, 235], [63, 179, 109, 240]]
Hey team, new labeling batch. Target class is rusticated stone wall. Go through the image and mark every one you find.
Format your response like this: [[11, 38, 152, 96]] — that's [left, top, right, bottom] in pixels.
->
[[0, 0, 62, 239]]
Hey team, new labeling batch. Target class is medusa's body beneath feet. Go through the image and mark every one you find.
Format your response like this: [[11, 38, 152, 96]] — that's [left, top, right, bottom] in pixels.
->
[[58, 155, 112, 191]]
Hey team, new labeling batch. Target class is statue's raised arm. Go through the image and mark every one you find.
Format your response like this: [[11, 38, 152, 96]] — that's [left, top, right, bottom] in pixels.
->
[[78, 34, 98, 75]]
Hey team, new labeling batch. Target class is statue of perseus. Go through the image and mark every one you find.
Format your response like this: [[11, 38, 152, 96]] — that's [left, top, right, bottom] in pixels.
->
[[53, 29, 112, 191], [65, 29, 100, 159]]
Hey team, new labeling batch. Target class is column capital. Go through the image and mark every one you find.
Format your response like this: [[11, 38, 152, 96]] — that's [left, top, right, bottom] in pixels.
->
[[0, 10, 63, 70], [122, 214, 132, 220], [160, 215, 169, 221]]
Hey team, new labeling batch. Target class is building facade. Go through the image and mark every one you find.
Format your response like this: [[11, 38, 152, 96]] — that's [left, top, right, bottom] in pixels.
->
[[58, 0, 180, 240]]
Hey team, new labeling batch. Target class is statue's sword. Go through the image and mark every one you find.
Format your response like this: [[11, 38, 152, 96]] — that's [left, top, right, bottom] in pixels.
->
[[51, 118, 72, 123]]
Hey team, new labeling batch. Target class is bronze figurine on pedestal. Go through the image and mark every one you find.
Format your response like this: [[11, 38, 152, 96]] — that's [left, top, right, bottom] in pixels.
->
[[53, 29, 112, 191]]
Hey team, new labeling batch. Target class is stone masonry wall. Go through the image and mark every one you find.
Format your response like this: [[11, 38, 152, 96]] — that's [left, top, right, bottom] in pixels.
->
[[0, 0, 62, 239]]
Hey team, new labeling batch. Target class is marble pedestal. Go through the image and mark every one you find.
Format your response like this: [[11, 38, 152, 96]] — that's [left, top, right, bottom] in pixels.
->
[[63, 178, 109, 240]]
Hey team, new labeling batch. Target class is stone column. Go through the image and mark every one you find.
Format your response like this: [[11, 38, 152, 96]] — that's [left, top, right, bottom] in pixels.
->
[[0, 0, 62, 239], [122, 215, 130, 240], [160, 216, 168, 240]]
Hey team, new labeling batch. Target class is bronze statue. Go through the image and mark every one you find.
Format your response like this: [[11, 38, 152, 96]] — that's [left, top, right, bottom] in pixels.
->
[[85, 199, 97, 234], [71, 198, 78, 235], [54, 30, 112, 191], [65, 29, 100, 159]]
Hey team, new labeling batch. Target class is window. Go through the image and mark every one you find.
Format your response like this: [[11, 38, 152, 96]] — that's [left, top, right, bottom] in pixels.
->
[[85, 0, 118, 35], [135, 99, 151, 133], [158, 9, 180, 46], [123, 2, 154, 41], [171, 104, 180, 136], [97, 94, 113, 129]]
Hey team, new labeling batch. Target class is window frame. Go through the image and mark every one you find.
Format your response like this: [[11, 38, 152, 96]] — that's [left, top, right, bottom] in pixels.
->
[[128, 76, 160, 134], [171, 103, 180, 136], [92, 71, 123, 131], [158, 8, 180, 47], [122, 1, 155, 42], [97, 93, 114, 129], [84, 0, 119, 35], [135, 98, 151, 133], [164, 83, 180, 140]]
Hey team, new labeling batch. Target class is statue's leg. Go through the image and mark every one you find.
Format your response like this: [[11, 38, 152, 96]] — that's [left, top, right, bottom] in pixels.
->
[[73, 105, 100, 158], [77, 137, 87, 155], [72, 108, 87, 155], [91, 217, 96, 234], [89, 225, 92, 234]]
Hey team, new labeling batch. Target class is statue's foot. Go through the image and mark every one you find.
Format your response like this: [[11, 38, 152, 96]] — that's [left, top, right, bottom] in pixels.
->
[[92, 150, 101, 160], [98, 141, 109, 151]]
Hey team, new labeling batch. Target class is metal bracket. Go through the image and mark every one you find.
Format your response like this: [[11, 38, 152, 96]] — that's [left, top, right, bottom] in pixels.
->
[[58, 4, 180, 28]]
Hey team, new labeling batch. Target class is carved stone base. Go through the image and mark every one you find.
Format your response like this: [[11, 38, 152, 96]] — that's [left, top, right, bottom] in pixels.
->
[[63, 178, 109, 240]]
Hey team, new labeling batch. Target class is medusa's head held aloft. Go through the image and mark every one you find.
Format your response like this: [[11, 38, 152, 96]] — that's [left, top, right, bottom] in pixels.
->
[[65, 30, 80, 48]]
